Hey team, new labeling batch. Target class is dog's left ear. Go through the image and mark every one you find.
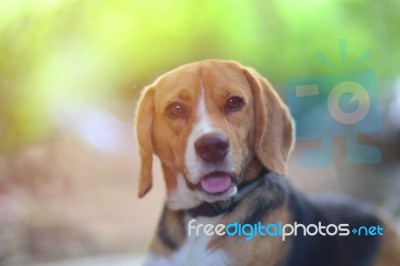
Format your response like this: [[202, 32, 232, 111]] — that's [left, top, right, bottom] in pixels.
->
[[242, 67, 294, 176], [135, 85, 155, 198]]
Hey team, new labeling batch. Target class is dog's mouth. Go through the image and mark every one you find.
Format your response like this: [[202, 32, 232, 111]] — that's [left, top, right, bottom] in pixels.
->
[[186, 171, 240, 195]]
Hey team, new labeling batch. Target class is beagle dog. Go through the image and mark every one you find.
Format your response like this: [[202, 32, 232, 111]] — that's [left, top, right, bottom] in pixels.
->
[[135, 60, 400, 266]]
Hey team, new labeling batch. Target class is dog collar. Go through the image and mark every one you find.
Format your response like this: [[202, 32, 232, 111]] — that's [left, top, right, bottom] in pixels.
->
[[186, 168, 270, 217]]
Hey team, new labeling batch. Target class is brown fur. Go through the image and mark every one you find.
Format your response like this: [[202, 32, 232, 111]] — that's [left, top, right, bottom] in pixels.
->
[[373, 214, 400, 265], [148, 207, 186, 257], [207, 201, 292, 266], [136, 60, 294, 198], [135, 59, 400, 266]]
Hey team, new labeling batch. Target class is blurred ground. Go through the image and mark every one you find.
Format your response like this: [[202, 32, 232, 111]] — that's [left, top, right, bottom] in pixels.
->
[[31, 254, 145, 266], [0, 102, 164, 266]]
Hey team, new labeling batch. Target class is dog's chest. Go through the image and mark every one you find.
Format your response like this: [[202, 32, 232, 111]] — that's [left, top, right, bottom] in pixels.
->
[[145, 216, 229, 266]]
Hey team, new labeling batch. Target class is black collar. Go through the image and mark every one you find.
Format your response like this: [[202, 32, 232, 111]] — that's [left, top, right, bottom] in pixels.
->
[[186, 168, 270, 217]]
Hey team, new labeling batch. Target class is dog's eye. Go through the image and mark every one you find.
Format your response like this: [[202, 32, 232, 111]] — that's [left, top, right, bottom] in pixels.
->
[[165, 102, 187, 118], [225, 96, 244, 113]]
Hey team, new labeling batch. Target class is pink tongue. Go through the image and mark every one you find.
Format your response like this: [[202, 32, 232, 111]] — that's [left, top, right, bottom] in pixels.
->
[[200, 174, 232, 194]]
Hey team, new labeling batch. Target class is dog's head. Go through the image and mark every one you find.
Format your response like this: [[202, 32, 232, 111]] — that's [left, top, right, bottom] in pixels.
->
[[135, 60, 294, 210]]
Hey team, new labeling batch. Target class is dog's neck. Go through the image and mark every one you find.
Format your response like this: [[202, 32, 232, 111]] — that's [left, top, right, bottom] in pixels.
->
[[154, 169, 289, 254], [186, 167, 270, 217]]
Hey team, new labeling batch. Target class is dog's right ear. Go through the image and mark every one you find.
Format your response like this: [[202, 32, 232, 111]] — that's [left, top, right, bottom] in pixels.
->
[[241, 66, 294, 176], [135, 85, 155, 198]]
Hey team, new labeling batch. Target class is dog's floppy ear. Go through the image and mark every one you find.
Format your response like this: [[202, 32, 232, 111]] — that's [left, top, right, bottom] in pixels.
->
[[242, 67, 294, 176], [135, 85, 155, 198]]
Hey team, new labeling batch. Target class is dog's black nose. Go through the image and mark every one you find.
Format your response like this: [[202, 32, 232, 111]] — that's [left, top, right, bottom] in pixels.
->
[[195, 133, 229, 163]]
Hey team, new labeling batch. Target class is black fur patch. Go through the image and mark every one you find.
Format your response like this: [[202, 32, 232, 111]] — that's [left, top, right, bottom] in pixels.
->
[[282, 187, 382, 266], [157, 207, 184, 251], [241, 173, 287, 225]]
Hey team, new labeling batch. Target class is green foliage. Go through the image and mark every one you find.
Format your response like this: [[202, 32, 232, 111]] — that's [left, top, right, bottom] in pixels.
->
[[0, 0, 398, 151]]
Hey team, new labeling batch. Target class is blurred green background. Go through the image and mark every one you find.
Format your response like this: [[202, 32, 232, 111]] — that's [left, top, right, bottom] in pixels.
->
[[1, 0, 399, 150], [0, 0, 399, 265]]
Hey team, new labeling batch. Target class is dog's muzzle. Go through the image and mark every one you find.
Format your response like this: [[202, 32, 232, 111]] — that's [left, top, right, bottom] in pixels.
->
[[192, 132, 234, 194]]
